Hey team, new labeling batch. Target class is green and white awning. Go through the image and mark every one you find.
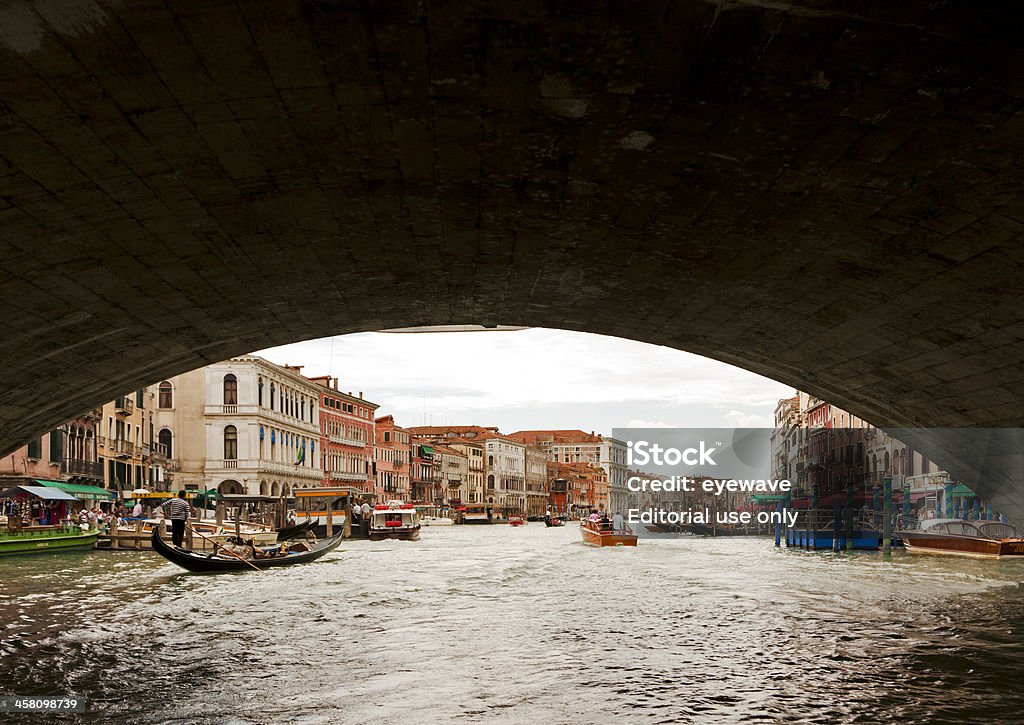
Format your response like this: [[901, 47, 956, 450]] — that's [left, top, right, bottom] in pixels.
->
[[37, 480, 114, 501]]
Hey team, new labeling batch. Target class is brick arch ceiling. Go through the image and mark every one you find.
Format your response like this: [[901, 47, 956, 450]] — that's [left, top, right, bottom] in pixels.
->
[[1, 1, 1023, 519]]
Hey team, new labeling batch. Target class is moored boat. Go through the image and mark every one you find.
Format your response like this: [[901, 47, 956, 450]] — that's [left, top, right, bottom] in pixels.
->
[[0, 524, 99, 556], [276, 516, 317, 541], [369, 501, 421, 541], [897, 519, 1024, 558], [151, 526, 343, 572], [421, 515, 454, 526], [579, 518, 638, 547]]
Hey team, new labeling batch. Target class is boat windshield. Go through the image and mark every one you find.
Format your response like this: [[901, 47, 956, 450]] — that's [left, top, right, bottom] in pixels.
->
[[932, 521, 983, 537], [977, 522, 1024, 539]]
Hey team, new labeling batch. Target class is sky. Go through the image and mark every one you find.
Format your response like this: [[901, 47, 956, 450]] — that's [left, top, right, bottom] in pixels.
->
[[255, 328, 794, 435]]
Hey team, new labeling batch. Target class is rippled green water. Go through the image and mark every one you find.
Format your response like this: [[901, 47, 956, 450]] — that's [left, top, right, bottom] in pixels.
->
[[1, 525, 1023, 724]]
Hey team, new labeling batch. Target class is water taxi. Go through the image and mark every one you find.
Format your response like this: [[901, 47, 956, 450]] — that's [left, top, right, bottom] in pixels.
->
[[898, 519, 1024, 558], [580, 517, 638, 547], [508, 515, 526, 526], [369, 501, 421, 541]]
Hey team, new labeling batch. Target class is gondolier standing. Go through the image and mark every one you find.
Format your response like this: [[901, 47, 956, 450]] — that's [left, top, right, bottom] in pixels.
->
[[160, 490, 191, 547]]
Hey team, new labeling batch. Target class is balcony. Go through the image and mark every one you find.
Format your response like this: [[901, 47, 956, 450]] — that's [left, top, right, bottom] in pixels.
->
[[329, 433, 365, 447], [62, 459, 103, 480], [329, 470, 367, 482], [114, 397, 134, 416], [111, 438, 134, 458]]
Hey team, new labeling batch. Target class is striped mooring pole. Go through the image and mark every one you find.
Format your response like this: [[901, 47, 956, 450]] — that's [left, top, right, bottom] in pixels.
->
[[944, 483, 954, 518]]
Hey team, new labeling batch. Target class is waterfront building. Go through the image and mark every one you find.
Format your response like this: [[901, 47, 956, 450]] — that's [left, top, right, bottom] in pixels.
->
[[410, 441, 436, 504], [508, 430, 628, 514], [374, 415, 411, 501], [0, 408, 108, 501], [483, 434, 527, 514], [153, 356, 323, 496], [307, 376, 378, 494], [524, 445, 550, 518], [407, 426, 497, 506], [774, 391, 960, 518], [96, 388, 170, 495], [433, 444, 469, 508], [555, 462, 608, 514], [448, 438, 485, 504]]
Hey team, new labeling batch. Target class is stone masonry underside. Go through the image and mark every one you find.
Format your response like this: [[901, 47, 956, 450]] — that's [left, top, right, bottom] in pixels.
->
[[1, 2, 1024, 518]]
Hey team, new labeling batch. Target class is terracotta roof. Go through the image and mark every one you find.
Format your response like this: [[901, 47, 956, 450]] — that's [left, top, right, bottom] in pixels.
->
[[507, 429, 604, 444]]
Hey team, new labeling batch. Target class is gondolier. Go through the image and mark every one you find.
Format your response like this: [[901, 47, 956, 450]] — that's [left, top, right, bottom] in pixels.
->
[[160, 490, 191, 546]]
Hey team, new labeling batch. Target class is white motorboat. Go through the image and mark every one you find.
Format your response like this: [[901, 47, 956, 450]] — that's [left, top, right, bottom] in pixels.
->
[[421, 515, 454, 526]]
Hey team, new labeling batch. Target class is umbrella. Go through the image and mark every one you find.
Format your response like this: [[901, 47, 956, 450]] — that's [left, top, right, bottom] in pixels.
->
[[131, 488, 152, 497]]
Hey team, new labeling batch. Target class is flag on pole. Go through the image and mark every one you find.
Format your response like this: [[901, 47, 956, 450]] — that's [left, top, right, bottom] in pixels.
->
[[295, 441, 305, 466]]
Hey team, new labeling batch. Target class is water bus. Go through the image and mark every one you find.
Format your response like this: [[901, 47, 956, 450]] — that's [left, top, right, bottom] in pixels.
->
[[369, 501, 421, 541]]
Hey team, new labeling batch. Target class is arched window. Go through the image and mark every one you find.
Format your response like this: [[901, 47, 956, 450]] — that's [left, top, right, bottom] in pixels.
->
[[224, 425, 238, 460], [158, 428, 173, 459], [301, 397, 306, 420], [223, 374, 238, 405], [258, 377, 264, 407], [158, 381, 173, 409], [270, 383, 276, 410]]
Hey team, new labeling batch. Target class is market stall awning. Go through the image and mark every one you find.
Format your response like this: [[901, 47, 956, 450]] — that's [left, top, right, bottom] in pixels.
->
[[0, 485, 77, 501], [37, 479, 114, 501]]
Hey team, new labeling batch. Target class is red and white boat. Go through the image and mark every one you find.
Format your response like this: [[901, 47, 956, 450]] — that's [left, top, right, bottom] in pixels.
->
[[508, 516, 526, 527], [898, 519, 1024, 558], [580, 517, 638, 547], [369, 501, 421, 541]]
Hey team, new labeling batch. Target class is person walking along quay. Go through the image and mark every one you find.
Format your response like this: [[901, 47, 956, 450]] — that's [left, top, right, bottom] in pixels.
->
[[160, 490, 190, 547]]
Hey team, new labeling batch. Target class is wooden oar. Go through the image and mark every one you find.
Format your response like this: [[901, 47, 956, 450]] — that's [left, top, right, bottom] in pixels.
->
[[185, 524, 263, 572]]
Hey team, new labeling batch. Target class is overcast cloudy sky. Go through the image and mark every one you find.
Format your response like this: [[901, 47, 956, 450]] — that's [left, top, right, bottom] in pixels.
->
[[256, 328, 794, 434]]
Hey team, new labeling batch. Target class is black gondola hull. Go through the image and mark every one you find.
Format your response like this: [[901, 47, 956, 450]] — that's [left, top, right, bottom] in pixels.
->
[[152, 527, 343, 573]]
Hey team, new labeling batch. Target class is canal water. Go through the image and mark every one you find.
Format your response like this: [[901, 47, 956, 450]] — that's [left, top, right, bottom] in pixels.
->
[[1, 525, 1023, 724]]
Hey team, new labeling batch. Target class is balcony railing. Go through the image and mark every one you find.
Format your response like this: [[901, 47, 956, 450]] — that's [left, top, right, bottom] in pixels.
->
[[329, 470, 367, 482], [62, 459, 103, 479], [329, 433, 366, 446], [111, 438, 134, 458], [114, 398, 134, 415]]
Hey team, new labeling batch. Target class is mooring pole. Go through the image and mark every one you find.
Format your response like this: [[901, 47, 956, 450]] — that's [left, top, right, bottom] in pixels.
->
[[832, 500, 841, 552], [810, 482, 819, 550], [844, 484, 855, 551], [882, 475, 892, 556]]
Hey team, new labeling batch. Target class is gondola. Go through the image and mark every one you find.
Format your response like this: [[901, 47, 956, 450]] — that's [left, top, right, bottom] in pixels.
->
[[151, 526, 343, 573], [275, 516, 317, 542]]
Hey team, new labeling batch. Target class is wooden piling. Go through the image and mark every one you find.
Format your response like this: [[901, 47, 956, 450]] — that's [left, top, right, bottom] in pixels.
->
[[216, 502, 224, 527], [882, 475, 892, 556], [110, 517, 119, 550], [343, 497, 352, 539], [136, 519, 144, 551], [844, 485, 855, 551], [325, 500, 333, 537]]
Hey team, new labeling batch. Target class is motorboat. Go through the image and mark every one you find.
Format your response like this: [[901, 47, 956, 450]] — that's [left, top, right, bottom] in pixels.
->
[[0, 523, 99, 556], [151, 527, 343, 573], [544, 515, 566, 528], [897, 519, 1024, 558], [508, 516, 526, 527], [369, 501, 421, 541], [421, 515, 454, 526], [580, 517, 638, 547]]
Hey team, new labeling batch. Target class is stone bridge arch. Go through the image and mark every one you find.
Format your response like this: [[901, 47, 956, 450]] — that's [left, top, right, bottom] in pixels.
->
[[0, 1, 1022, 519]]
